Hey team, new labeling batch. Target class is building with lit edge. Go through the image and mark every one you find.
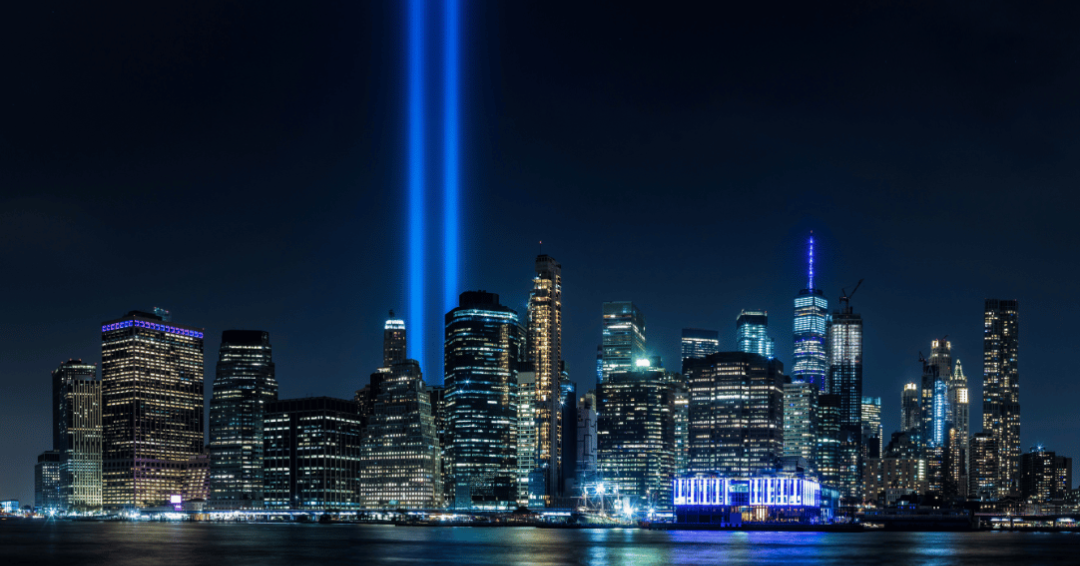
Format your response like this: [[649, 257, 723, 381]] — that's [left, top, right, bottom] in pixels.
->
[[673, 477, 834, 525], [686, 352, 785, 478], [601, 301, 646, 382], [948, 360, 970, 498], [35, 450, 63, 511], [208, 330, 277, 509], [1020, 446, 1071, 502], [443, 291, 522, 510], [359, 359, 442, 509], [527, 255, 562, 502], [792, 236, 828, 390], [736, 311, 774, 359], [52, 359, 102, 511], [681, 329, 719, 370], [984, 299, 1020, 497], [264, 397, 362, 510], [901, 382, 920, 435], [101, 311, 204, 509]]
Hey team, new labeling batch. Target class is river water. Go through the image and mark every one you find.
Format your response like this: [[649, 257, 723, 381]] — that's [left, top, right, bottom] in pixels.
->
[[2, 521, 1078, 565]]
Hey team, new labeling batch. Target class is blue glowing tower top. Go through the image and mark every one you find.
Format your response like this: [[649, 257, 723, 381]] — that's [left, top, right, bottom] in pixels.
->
[[792, 235, 829, 390]]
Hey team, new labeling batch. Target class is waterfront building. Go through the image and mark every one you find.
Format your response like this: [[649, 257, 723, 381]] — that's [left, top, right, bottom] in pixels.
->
[[264, 397, 362, 510], [51, 359, 101, 511], [681, 328, 719, 370], [948, 360, 970, 498], [984, 299, 1021, 497], [827, 294, 863, 500], [969, 432, 998, 500], [783, 382, 819, 476], [101, 310, 204, 509], [736, 311, 774, 359], [515, 366, 538, 506], [686, 352, 785, 477], [901, 382, 920, 435], [817, 394, 841, 489], [792, 236, 829, 390], [597, 363, 676, 512], [209, 330, 277, 509], [861, 397, 882, 449], [863, 432, 927, 505], [1020, 446, 1072, 502], [575, 391, 598, 490], [602, 301, 646, 382], [359, 359, 442, 509], [443, 291, 522, 510], [182, 452, 210, 504], [35, 450, 63, 511], [527, 255, 563, 502], [673, 476, 833, 525]]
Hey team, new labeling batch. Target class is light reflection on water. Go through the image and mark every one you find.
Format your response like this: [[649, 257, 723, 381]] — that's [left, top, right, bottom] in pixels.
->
[[2, 522, 1078, 566]]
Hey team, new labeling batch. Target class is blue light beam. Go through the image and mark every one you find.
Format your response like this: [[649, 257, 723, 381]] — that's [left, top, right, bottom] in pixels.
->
[[408, 0, 426, 366], [443, 0, 460, 317]]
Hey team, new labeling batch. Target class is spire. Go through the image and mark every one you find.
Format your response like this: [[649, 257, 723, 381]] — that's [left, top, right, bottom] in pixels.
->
[[807, 232, 815, 291]]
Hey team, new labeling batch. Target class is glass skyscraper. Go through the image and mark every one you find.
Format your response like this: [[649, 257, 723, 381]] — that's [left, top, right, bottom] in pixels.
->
[[793, 237, 829, 390], [601, 301, 646, 382], [901, 382, 920, 434], [101, 310, 204, 509], [35, 450, 63, 511], [209, 330, 277, 509], [443, 291, 522, 510], [920, 338, 950, 450], [735, 311, 774, 359], [983, 299, 1020, 498], [948, 359, 970, 497], [52, 359, 101, 511], [680, 328, 719, 370], [527, 254, 562, 502], [828, 296, 863, 500]]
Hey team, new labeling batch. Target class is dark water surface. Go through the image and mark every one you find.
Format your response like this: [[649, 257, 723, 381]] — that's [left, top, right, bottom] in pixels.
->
[[2, 521, 1078, 565]]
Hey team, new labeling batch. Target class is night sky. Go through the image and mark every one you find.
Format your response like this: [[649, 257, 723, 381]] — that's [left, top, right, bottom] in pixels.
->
[[4, 1, 1080, 504]]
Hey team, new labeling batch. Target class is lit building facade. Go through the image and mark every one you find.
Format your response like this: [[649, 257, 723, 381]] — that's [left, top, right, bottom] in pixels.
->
[[1020, 446, 1072, 502], [736, 311, 774, 359], [575, 391, 598, 490], [602, 301, 646, 382], [209, 330, 278, 509], [861, 397, 882, 448], [35, 450, 63, 511], [783, 382, 818, 476], [515, 367, 538, 506], [673, 476, 832, 525], [901, 382, 920, 435], [597, 365, 676, 512], [383, 310, 406, 367], [443, 291, 522, 510], [359, 359, 442, 509], [686, 352, 785, 477], [948, 360, 970, 498], [101, 311, 204, 509], [527, 255, 562, 502], [827, 298, 863, 500], [863, 432, 927, 505], [969, 432, 998, 500], [983, 299, 1020, 497], [52, 359, 102, 511], [792, 237, 828, 390], [264, 397, 362, 510], [817, 394, 841, 489], [681, 328, 719, 370]]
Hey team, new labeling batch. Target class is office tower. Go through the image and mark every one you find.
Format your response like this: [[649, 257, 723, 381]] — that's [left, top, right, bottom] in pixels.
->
[[919, 341, 949, 450], [597, 363, 676, 512], [182, 452, 211, 504], [686, 352, 785, 477], [35, 451, 63, 511], [671, 378, 690, 477], [515, 366, 539, 507], [51, 360, 102, 511], [984, 299, 1020, 497], [793, 236, 829, 390], [681, 328, 719, 370], [560, 376, 578, 496], [528, 255, 562, 502], [602, 301, 647, 381], [359, 359, 442, 509], [263, 397, 362, 510], [949, 360, 970, 497], [209, 330, 277, 510], [736, 311, 774, 359], [383, 310, 407, 367], [901, 383, 920, 434], [863, 431, 927, 505], [1020, 446, 1072, 502], [861, 397, 882, 448], [101, 311, 204, 509], [355, 371, 386, 432], [816, 394, 841, 488], [969, 432, 998, 500], [783, 382, 819, 475], [443, 291, 521, 510], [575, 391, 598, 490], [828, 292, 863, 500], [427, 385, 453, 504]]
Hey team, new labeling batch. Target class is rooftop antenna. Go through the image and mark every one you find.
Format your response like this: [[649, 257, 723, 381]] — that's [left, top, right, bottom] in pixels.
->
[[807, 232, 815, 290]]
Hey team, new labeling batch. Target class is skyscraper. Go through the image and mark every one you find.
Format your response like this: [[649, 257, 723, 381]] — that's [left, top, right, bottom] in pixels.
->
[[686, 352, 785, 477], [949, 360, 970, 497], [601, 301, 646, 381], [51, 359, 101, 511], [35, 450, 63, 511], [919, 340, 950, 450], [515, 366, 538, 507], [528, 255, 562, 502], [1020, 446, 1072, 502], [816, 394, 842, 489], [209, 330, 278, 509], [984, 299, 1020, 497], [783, 382, 819, 475], [575, 391, 598, 491], [736, 311, 774, 359], [793, 236, 829, 390], [901, 382, 920, 434], [969, 432, 998, 500], [861, 397, 882, 449], [383, 310, 406, 367], [101, 311, 204, 509], [443, 291, 521, 510], [827, 292, 863, 499], [681, 328, 719, 370]]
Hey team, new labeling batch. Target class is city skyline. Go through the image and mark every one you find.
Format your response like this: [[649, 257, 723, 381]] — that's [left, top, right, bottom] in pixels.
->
[[4, 1, 1080, 510]]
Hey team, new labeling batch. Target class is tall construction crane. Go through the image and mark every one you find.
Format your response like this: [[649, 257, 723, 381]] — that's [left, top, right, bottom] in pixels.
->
[[839, 278, 864, 307]]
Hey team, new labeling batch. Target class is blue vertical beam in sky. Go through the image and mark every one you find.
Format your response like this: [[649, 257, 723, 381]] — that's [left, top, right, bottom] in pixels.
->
[[408, 0, 425, 366], [443, 0, 460, 318]]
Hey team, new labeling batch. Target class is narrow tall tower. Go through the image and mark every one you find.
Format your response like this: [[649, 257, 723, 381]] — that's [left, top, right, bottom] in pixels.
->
[[828, 287, 863, 500], [984, 299, 1020, 497], [52, 360, 102, 511], [792, 235, 829, 390], [528, 255, 562, 502], [901, 382, 920, 434], [383, 310, 407, 368], [949, 360, 970, 497]]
